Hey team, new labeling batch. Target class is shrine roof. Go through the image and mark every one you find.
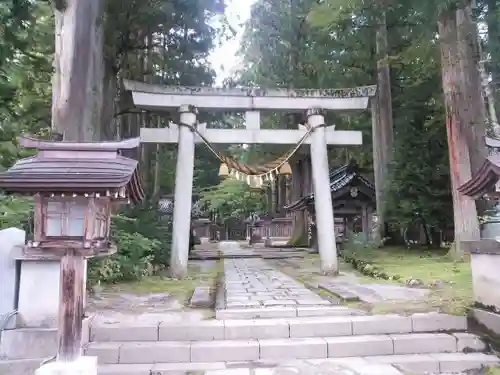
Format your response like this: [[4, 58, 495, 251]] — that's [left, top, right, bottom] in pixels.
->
[[0, 136, 145, 203], [458, 152, 500, 198], [285, 161, 375, 212], [158, 196, 206, 218]]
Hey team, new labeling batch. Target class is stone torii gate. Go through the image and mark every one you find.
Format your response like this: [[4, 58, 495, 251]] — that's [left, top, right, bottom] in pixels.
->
[[124, 80, 376, 278]]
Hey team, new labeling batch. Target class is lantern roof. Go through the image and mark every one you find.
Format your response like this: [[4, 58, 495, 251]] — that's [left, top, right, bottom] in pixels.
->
[[0, 136, 145, 203], [458, 153, 500, 198]]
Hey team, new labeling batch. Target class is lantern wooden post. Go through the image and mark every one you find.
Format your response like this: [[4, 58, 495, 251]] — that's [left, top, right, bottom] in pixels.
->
[[58, 250, 85, 361]]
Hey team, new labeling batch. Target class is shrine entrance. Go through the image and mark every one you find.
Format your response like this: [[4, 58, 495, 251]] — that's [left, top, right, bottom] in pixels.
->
[[124, 81, 376, 278], [219, 218, 247, 241]]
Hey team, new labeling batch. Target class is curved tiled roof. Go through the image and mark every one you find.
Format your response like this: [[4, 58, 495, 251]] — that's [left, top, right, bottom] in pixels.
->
[[284, 161, 374, 212], [0, 136, 145, 203], [458, 153, 500, 198], [158, 197, 206, 218]]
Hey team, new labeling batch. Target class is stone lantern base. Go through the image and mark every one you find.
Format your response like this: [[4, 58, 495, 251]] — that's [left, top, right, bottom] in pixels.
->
[[463, 239, 500, 335]]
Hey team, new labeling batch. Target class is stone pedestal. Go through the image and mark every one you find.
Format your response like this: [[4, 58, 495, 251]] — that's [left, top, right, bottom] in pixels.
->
[[463, 237, 500, 335], [17, 258, 61, 327], [14, 254, 87, 328], [0, 228, 25, 330], [470, 251, 500, 309], [36, 356, 97, 375]]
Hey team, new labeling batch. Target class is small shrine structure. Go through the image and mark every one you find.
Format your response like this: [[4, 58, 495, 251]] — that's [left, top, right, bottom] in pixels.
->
[[0, 136, 144, 372], [285, 161, 375, 246], [158, 194, 211, 242]]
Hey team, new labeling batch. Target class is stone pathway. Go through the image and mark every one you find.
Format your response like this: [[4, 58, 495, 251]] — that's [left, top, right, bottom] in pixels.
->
[[222, 258, 331, 309], [274, 257, 431, 305], [318, 281, 430, 304]]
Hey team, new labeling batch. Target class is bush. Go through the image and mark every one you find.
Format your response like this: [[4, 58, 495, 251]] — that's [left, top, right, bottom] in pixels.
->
[[0, 196, 33, 230], [112, 206, 172, 267], [87, 229, 161, 284], [340, 234, 401, 281]]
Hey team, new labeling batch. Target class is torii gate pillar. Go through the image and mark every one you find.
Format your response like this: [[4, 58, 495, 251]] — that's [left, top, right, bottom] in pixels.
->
[[307, 108, 338, 274], [170, 105, 198, 279]]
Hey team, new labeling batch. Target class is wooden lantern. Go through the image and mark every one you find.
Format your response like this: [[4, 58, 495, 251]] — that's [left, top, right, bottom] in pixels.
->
[[0, 136, 144, 257], [0, 135, 145, 361]]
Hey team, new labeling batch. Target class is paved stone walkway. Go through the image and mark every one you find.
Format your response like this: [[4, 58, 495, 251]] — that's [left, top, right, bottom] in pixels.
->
[[222, 258, 331, 309]]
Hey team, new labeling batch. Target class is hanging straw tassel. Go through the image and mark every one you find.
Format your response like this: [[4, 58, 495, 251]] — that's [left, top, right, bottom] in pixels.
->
[[218, 163, 229, 177], [278, 161, 292, 176]]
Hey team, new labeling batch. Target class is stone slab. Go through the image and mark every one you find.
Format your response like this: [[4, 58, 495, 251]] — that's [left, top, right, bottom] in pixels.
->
[[98, 362, 228, 375], [97, 363, 153, 375], [296, 306, 364, 317], [259, 338, 327, 360], [216, 307, 297, 320], [318, 284, 360, 302], [411, 313, 467, 332], [366, 354, 441, 373], [453, 332, 487, 352], [84, 343, 122, 364], [351, 315, 412, 335], [17, 259, 61, 328], [189, 287, 213, 308], [472, 308, 500, 336], [390, 333, 457, 354], [36, 356, 97, 375], [91, 323, 159, 342], [0, 358, 45, 375], [0, 327, 57, 360], [0, 228, 24, 330], [289, 317, 352, 338], [225, 319, 289, 339], [325, 335, 393, 357], [431, 353, 500, 373], [119, 342, 190, 364], [159, 320, 224, 341], [191, 340, 259, 362]]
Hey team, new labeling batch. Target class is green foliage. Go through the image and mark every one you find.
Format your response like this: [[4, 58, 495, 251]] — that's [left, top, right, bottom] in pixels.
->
[[87, 229, 160, 284], [236, 0, 454, 234], [199, 179, 266, 223], [112, 207, 172, 267], [0, 0, 227, 287], [0, 196, 33, 230]]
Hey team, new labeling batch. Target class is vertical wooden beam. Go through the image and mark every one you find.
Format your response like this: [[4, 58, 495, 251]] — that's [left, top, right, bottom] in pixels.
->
[[271, 176, 278, 214], [57, 250, 85, 362], [361, 204, 370, 241]]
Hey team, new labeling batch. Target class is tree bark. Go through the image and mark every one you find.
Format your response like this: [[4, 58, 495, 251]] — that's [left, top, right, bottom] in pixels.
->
[[52, 0, 105, 142], [438, 10, 480, 258], [372, 9, 394, 243], [487, 0, 500, 109], [455, 3, 488, 175]]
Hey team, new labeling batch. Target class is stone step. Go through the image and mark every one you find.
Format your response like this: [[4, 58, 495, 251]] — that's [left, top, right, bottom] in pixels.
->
[[0, 358, 45, 375], [84, 332, 485, 364], [215, 305, 363, 319], [90, 313, 467, 342], [96, 353, 500, 375]]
